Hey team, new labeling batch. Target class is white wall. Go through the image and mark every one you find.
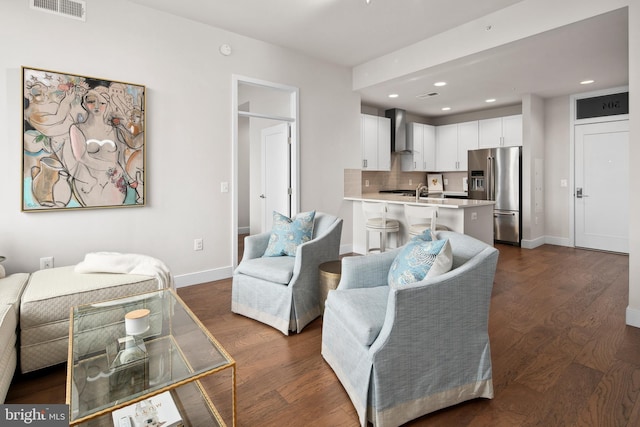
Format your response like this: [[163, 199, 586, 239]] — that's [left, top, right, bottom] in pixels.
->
[[627, 1, 640, 326], [521, 94, 545, 248], [543, 96, 571, 246], [0, 0, 360, 285]]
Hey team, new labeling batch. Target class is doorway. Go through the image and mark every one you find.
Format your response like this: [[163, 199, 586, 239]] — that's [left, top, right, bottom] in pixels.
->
[[574, 119, 629, 253], [232, 76, 299, 268]]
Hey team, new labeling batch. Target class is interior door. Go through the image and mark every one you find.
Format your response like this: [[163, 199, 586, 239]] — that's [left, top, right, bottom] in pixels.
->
[[262, 123, 291, 231], [575, 120, 629, 253]]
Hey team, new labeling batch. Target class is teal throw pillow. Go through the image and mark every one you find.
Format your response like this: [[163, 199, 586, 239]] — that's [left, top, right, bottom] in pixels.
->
[[388, 237, 453, 287], [412, 228, 435, 242], [263, 210, 316, 257]]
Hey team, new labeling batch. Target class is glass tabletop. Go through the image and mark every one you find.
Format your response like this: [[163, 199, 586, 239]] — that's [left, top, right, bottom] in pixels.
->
[[67, 289, 233, 425]]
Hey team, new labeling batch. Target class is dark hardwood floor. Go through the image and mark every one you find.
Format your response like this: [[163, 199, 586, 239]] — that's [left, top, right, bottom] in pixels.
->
[[6, 243, 639, 426]]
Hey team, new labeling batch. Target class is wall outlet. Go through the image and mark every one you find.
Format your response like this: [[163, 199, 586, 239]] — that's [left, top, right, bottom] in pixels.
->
[[471, 212, 478, 221], [444, 178, 449, 186], [221, 182, 229, 192], [409, 179, 413, 186], [40, 256, 54, 269], [194, 238, 203, 251], [365, 180, 370, 187]]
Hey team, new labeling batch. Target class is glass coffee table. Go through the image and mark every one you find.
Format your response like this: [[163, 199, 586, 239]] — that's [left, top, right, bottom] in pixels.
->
[[66, 289, 235, 426]]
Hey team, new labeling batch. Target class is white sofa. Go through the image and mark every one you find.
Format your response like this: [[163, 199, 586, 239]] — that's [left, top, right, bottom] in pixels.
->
[[0, 273, 30, 402]]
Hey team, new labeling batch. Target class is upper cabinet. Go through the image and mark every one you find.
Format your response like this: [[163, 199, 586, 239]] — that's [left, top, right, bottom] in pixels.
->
[[478, 114, 522, 148], [402, 123, 435, 171], [435, 121, 478, 171], [361, 113, 391, 171]]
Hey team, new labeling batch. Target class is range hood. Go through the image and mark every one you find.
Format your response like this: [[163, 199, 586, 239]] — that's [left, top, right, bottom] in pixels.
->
[[385, 108, 410, 152]]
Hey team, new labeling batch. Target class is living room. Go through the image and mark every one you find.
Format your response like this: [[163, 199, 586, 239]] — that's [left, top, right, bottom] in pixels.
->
[[1, 0, 640, 425]]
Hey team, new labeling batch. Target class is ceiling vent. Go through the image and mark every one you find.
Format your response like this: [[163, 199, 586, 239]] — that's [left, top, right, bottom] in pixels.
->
[[416, 92, 439, 99], [30, 0, 86, 21]]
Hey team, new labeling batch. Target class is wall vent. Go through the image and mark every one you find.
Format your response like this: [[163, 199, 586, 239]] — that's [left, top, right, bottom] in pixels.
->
[[30, 0, 86, 21], [416, 92, 439, 99]]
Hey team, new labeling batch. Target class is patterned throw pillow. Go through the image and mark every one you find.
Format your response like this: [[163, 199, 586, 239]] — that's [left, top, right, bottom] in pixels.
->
[[388, 234, 453, 287], [263, 210, 316, 257]]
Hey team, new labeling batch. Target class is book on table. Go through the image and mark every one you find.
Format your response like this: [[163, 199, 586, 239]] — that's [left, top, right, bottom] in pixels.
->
[[111, 390, 183, 427]]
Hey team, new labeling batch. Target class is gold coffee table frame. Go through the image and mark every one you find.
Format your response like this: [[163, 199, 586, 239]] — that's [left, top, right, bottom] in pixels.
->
[[66, 289, 236, 426]]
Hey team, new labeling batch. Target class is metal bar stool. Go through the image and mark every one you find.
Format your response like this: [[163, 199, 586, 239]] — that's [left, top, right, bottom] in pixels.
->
[[362, 201, 400, 253]]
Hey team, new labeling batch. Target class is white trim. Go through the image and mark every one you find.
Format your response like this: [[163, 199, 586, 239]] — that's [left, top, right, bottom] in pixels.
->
[[626, 306, 640, 328], [568, 85, 629, 249], [174, 266, 233, 288], [521, 236, 545, 249], [340, 243, 353, 255]]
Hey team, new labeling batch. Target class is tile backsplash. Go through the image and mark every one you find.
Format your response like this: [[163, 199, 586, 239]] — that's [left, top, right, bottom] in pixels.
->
[[344, 154, 468, 196]]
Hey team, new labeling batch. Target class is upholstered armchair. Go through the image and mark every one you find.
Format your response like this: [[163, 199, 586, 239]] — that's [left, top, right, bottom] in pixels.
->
[[322, 231, 499, 427], [232, 212, 343, 335]]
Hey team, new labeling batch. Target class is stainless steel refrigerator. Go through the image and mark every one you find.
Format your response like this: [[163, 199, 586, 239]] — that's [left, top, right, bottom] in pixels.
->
[[468, 146, 521, 245]]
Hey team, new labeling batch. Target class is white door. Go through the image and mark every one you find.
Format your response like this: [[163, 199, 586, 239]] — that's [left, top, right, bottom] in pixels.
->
[[261, 123, 290, 230], [575, 120, 629, 253]]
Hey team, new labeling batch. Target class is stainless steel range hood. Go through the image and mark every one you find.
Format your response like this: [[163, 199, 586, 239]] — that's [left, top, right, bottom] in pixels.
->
[[385, 108, 410, 152]]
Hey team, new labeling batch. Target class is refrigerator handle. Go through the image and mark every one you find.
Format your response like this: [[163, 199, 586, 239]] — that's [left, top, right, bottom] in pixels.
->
[[487, 156, 495, 201]]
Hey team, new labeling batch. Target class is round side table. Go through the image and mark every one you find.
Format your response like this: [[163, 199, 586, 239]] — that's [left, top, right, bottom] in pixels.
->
[[319, 260, 342, 313]]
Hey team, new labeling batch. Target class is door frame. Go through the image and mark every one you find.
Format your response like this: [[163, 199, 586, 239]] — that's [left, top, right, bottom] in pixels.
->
[[569, 86, 628, 247], [232, 75, 299, 268]]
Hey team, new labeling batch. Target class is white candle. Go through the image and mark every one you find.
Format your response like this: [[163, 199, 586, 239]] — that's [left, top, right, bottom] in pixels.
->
[[125, 308, 150, 336]]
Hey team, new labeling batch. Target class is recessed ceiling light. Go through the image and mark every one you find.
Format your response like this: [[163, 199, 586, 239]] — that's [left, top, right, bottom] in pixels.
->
[[580, 79, 595, 85], [434, 81, 447, 87], [485, 98, 496, 103], [388, 93, 399, 98], [441, 107, 451, 111]]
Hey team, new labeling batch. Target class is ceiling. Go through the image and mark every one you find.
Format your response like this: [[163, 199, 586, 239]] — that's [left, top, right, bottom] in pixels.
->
[[128, 0, 628, 117]]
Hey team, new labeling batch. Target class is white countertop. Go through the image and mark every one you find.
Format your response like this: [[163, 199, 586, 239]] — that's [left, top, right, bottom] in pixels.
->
[[345, 193, 494, 209]]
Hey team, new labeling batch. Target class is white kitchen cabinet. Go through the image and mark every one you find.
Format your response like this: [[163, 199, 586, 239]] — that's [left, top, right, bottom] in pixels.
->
[[456, 121, 479, 170], [402, 122, 435, 171], [361, 113, 391, 171], [478, 114, 522, 148], [435, 121, 478, 171]]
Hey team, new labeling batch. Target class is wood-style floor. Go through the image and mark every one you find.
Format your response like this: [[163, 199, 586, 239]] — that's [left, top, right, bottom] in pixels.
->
[[6, 243, 639, 426]]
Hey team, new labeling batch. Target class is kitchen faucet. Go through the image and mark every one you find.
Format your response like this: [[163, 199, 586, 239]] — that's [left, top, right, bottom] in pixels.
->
[[415, 183, 428, 202]]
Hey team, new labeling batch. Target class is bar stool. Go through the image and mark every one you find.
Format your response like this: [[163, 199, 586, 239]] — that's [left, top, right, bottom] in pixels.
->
[[362, 201, 400, 253], [404, 205, 449, 240]]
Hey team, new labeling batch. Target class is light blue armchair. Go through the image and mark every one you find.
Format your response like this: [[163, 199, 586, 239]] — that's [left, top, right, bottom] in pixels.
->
[[232, 212, 342, 335], [322, 231, 499, 427]]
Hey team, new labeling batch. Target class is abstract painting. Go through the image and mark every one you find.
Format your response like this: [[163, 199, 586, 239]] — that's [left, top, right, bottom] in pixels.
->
[[22, 66, 145, 211]]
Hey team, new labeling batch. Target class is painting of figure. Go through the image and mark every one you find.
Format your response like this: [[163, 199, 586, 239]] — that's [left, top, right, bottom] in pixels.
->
[[22, 66, 145, 211]]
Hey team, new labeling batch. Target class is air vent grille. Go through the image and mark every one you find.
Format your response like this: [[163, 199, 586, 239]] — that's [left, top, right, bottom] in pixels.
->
[[416, 92, 439, 99], [30, 0, 86, 21]]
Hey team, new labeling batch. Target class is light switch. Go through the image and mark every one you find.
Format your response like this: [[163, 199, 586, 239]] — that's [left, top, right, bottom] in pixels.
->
[[560, 179, 568, 188], [221, 182, 229, 192]]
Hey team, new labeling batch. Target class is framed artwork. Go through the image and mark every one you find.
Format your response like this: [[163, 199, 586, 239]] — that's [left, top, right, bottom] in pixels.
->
[[22, 66, 145, 211]]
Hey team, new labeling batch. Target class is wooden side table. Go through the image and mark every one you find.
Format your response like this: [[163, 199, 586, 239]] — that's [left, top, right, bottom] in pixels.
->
[[319, 260, 342, 313]]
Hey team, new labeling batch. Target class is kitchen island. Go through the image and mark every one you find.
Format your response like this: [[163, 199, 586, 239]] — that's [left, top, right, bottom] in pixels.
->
[[346, 193, 495, 253]]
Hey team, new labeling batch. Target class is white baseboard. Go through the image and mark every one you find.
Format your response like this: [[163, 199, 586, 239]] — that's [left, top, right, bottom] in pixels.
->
[[626, 306, 640, 328], [340, 243, 353, 255], [174, 266, 233, 288], [520, 235, 572, 249], [520, 236, 545, 249]]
